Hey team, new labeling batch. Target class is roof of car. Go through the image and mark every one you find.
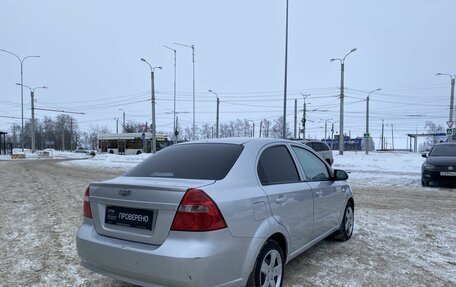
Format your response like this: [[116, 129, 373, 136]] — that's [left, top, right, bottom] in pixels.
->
[[177, 137, 297, 146]]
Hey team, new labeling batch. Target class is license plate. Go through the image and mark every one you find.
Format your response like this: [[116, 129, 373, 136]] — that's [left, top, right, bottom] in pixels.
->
[[105, 206, 153, 230], [440, 171, 456, 176]]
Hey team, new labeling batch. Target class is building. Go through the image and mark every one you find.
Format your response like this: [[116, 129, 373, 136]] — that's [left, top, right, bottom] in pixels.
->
[[0, 130, 8, 155]]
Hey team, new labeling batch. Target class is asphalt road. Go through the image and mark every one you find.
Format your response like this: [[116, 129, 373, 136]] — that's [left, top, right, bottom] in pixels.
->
[[0, 160, 454, 287]]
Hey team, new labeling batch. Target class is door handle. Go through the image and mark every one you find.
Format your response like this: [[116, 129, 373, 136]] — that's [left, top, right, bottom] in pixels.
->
[[275, 195, 287, 203]]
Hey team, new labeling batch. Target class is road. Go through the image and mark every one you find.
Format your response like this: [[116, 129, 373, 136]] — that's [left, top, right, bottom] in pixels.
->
[[0, 160, 454, 287]]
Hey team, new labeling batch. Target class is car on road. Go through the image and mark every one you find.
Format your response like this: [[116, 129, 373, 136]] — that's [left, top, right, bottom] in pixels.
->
[[301, 140, 334, 165], [76, 138, 354, 287], [421, 142, 456, 186]]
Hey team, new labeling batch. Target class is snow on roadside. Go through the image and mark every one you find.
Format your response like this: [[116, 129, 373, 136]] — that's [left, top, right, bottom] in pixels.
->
[[61, 153, 151, 170], [332, 151, 425, 188]]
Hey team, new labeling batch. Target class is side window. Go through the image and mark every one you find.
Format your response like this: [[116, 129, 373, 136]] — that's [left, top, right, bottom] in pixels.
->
[[258, 145, 300, 185], [292, 146, 330, 181]]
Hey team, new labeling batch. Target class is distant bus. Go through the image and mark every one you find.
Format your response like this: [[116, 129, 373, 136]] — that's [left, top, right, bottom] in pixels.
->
[[98, 133, 171, 155]]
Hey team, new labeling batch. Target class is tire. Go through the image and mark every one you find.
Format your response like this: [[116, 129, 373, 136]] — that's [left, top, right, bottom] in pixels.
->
[[333, 202, 354, 241], [248, 240, 284, 287], [136, 150, 142, 155], [421, 179, 429, 186]]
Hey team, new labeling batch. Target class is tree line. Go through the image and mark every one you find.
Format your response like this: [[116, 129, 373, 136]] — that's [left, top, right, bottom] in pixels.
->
[[4, 114, 294, 151]]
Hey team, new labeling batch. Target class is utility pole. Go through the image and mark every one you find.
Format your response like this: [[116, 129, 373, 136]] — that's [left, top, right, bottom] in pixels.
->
[[331, 122, 335, 150], [365, 88, 381, 154], [381, 118, 385, 150], [331, 48, 357, 155], [140, 58, 161, 153], [436, 73, 455, 142], [70, 118, 73, 151], [391, 124, 394, 150], [324, 120, 327, 141], [122, 111, 125, 132], [294, 99, 297, 139], [15, 83, 46, 153], [115, 118, 119, 134], [208, 90, 219, 138], [259, 120, 263, 138], [164, 45, 177, 142], [300, 93, 310, 140]]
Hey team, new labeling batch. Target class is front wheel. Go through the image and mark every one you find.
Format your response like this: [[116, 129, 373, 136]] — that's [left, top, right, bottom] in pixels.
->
[[248, 240, 284, 287], [421, 179, 429, 186], [333, 202, 354, 241]]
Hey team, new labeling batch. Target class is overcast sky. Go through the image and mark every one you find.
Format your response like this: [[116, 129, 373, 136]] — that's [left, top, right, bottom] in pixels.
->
[[1, 0, 455, 148]]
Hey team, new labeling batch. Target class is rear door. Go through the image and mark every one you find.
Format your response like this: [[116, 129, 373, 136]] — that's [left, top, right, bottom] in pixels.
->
[[258, 144, 314, 252], [290, 145, 344, 238]]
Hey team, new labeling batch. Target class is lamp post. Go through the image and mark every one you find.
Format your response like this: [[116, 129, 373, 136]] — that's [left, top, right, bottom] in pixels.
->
[[118, 108, 126, 133], [15, 83, 46, 153], [174, 43, 196, 140], [140, 58, 162, 153], [330, 48, 357, 155], [1, 49, 40, 151], [164, 45, 177, 142], [365, 88, 381, 154], [208, 90, 219, 138], [282, 0, 289, 139], [436, 73, 456, 142]]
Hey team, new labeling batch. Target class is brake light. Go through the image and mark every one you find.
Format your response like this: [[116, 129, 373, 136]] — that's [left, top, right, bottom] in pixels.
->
[[171, 189, 227, 231], [83, 186, 92, 218]]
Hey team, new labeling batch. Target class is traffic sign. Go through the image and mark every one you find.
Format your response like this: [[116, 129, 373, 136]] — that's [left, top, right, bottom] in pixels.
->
[[141, 133, 146, 140], [363, 133, 370, 139], [447, 121, 453, 128], [446, 128, 453, 136]]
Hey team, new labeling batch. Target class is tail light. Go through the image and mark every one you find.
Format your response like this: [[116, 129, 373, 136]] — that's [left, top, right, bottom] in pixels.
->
[[83, 186, 92, 218], [171, 189, 227, 231]]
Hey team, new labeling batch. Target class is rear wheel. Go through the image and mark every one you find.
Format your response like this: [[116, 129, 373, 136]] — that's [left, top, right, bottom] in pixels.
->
[[333, 202, 354, 241], [248, 240, 284, 287]]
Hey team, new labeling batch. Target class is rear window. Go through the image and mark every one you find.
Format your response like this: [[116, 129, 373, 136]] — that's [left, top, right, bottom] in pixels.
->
[[257, 145, 300, 185], [126, 143, 243, 180], [304, 142, 329, 152]]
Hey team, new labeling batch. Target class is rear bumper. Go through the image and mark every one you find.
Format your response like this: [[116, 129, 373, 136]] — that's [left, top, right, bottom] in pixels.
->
[[76, 220, 255, 287]]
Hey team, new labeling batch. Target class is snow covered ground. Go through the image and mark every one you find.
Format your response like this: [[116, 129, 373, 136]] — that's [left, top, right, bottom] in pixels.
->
[[1, 151, 454, 286]]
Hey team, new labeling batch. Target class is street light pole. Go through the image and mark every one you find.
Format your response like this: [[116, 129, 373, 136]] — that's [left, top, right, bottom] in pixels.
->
[[365, 88, 381, 155], [15, 83, 47, 153], [164, 45, 177, 142], [1, 49, 40, 151], [436, 73, 456, 142], [174, 43, 196, 140], [208, 90, 219, 138], [141, 58, 162, 153], [282, 0, 289, 139], [331, 48, 357, 155]]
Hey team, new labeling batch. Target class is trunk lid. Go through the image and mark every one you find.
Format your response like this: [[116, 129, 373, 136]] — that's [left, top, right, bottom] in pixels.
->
[[88, 176, 215, 245]]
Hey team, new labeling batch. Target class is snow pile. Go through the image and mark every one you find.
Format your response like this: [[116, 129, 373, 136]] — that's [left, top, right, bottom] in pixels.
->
[[62, 153, 151, 170]]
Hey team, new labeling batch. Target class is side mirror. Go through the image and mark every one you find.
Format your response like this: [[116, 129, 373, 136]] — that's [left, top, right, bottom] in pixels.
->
[[421, 153, 428, 158], [334, 169, 349, 181]]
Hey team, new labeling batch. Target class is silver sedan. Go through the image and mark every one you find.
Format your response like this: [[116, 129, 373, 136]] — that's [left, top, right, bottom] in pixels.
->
[[76, 138, 354, 287]]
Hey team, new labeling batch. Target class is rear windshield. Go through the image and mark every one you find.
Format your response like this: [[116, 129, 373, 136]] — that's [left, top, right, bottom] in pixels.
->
[[126, 143, 244, 180], [305, 142, 329, 151], [429, 145, 456, 156]]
